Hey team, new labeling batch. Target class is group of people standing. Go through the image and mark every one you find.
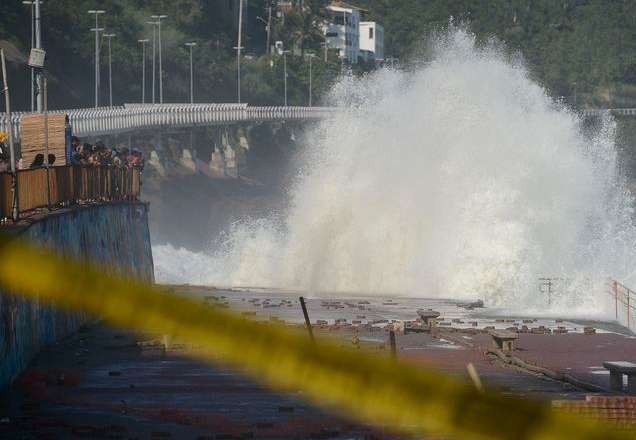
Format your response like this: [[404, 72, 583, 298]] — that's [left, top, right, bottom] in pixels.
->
[[0, 133, 144, 173], [69, 137, 144, 169]]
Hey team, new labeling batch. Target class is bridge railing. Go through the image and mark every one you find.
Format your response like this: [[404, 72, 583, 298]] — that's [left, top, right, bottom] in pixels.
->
[[0, 104, 337, 141], [608, 279, 636, 331], [582, 108, 636, 118], [0, 165, 141, 220]]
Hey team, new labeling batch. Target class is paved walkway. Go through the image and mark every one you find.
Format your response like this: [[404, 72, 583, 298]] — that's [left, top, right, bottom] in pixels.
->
[[0, 324, 386, 439]]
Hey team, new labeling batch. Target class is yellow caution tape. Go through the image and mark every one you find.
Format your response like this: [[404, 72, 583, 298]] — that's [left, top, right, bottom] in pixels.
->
[[0, 236, 629, 440]]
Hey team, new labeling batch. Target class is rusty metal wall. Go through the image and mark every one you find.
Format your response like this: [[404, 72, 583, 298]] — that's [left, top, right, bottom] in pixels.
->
[[0, 202, 154, 389]]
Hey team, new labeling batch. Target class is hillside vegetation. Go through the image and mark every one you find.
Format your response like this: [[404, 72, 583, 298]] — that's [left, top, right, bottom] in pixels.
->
[[0, 0, 634, 110]]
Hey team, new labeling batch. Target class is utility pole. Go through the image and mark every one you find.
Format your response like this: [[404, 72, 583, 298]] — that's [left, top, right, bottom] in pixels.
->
[[267, 5, 272, 55], [234, 0, 244, 103], [341, 10, 346, 73], [88, 9, 105, 108], [256, 5, 272, 55], [138, 39, 149, 103], [185, 42, 197, 104], [103, 33, 116, 107], [22, 1, 37, 111], [283, 50, 290, 107], [147, 21, 159, 104], [151, 15, 168, 103], [1, 49, 18, 220], [306, 53, 316, 107], [34, 0, 43, 111]]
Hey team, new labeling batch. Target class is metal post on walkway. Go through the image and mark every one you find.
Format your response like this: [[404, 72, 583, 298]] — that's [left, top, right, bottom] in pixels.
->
[[389, 330, 397, 359], [1, 49, 18, 221], [299, 296, 314, 342]]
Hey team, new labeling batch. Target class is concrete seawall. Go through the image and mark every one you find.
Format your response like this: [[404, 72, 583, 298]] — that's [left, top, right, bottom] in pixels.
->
[[0, 202, 154, 389]]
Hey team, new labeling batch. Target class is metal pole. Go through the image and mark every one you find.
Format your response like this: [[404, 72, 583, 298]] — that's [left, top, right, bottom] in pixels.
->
[[89, 10, 105, 108], [31, 2, 35, 111], [138, 39, 148, 103], [23, 1, 35, 111], [185, 42, 196, 104], [151, 15, 167, 103], [389, 330, 397, 359], [1, 49, 18, 220], [158, 20, 163, 103], [614, 281, 619, 320], [142, 41, 145, 103], [43, 75, 51, 209], [236, 0, 244, 103], [34, 0, 42, 112], [299, 297, 314, 342], [266, 6, 272, 55], [104, 34, 115, 107], [307, 54, 314, 107], [147, 22, 157, 104], [284, 52, 288, 107], [190, 45, 193, 103]]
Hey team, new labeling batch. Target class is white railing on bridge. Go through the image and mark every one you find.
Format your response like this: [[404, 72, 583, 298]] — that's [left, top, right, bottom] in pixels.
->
[[0, 103, 337, 142], [581, 108, 636, 118]]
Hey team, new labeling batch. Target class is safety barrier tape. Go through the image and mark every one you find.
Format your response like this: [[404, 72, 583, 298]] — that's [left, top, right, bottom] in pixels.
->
[[0, 236, 630, 440]]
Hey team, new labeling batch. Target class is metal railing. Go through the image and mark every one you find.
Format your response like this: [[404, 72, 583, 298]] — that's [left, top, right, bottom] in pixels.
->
[[608, 279, 636, 331], [582, 108, 636, 118], [0, 103, 337, 141], [0, 165, 141, 220]]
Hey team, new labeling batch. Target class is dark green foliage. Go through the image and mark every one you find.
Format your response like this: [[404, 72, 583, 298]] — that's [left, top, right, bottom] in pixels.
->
[[0, 0, 634, 110]]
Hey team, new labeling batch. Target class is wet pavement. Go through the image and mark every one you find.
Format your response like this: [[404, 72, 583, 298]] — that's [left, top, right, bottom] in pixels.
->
[[2, 285, 636, 438], [0, 325, 387, 439]]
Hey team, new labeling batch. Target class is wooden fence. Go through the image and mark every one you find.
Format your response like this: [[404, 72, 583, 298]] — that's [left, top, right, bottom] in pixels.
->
[[0, 166, 141, 220]]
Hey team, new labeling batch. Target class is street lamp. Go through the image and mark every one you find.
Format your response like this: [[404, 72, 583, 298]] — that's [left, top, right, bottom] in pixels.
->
[[103, 33, 116, 107], [234, 0, 244, 103], [23, 0, 44, 112], [282, 50, 291, 107], [138, 39, 149, 104], [22, 0, 41, 111], [184, 42, 197, 104], [256, 7, 272, 55], [305, 53, 316, 107], [150, 14, 168, 103], [88, 9, 105, 108], [146, 21, 159, 104]]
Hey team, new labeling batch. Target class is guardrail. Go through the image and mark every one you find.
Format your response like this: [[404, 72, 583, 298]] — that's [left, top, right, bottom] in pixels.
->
[[0, 104, 337, 141], [0, 165, 141, 220], [609, 279, 636, 331], [582, 108, 636, 118]]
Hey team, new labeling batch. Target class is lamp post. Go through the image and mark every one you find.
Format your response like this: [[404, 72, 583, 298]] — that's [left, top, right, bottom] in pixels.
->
[[282, 50, 290, 107], [103, 33, 116, 107], [22, 1, 40, 111], [305, 53, 316, 107], [1, 49, 17, 220], [88, 9, 105, 108], [146, 21, 159, 104], [234, 0, 244, 103], [150, 15, 167, 103], [138, 39, 149, 104], [256, 7, 271, 55], [184, 42, 197, 104]]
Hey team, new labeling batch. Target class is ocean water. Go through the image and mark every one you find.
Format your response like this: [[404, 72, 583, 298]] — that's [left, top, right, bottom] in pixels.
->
[[154, 29, 635, 318]]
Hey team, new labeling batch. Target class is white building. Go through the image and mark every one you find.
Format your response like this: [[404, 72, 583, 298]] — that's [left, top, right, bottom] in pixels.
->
[[359, 22, 384, 62], [324, 2, 363, 63]]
